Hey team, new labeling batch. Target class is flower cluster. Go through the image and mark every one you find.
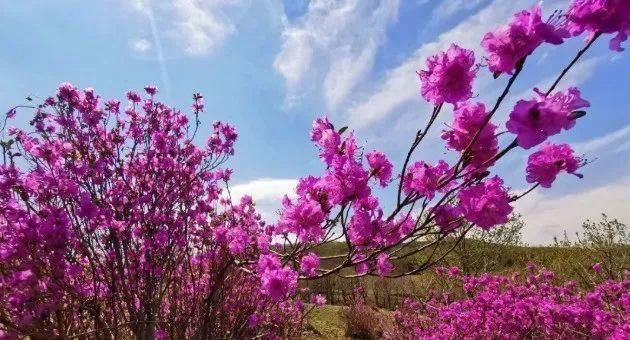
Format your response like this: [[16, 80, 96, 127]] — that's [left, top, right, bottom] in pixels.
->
[[442, 102, 498, 171], [402, 160, 452, 199], [0, 84, 303, 339], [567, 0, 630, 51], [457, 176, 513, 230], [526, 143, 583, 188], [506, 87, 589, 149], [1, 0, 627, 337], [482, 4, 567, 75], [388, 267, 630, 339], [418, 44, 476, 104]]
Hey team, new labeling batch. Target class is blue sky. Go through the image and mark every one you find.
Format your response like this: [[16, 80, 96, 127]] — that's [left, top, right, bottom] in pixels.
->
[[1, 0, 629, 244]]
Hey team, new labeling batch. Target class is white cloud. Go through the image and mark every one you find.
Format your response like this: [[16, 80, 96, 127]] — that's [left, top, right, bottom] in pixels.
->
[[535, 56, 604, 94], [129, 0, 248, 56], [131, 38, 152, 52], [346, 0, 565, 128], [515, 175, 630, 245], [429, 0, 485, 25], [573, 124, 630, 155], [171, 0, 238, 56], [228, 178, 297, 221], [274, 0, 399, 109]]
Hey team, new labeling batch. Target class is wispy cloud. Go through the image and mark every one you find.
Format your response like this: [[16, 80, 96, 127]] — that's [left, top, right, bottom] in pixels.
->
[[130, 38, 152, 52], [129, 0, 249, 57], [346, 0, 522, 128], [170, 0, 239, 56], [428, 0, 485, 26], [274, 0, 399, 109], [515, 175, 630, 245], [346, 0, 566, 129], [130, 1, 173, 100], [229, 178, 297, 221], [573, 124, 630, 155]]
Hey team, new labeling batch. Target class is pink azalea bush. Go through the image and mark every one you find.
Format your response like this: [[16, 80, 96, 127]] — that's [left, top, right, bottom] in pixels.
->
[[0, 86, 303, 339], [1, 0, 629, 338], [388, 266, 630, 339]]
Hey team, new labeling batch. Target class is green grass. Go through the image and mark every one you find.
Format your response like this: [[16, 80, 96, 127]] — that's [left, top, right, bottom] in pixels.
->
[[301, 238, 630, 337], [303, 305, 346, 339]]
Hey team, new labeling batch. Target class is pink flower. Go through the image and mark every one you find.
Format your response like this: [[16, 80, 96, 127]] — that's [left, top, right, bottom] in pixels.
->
[[506, 87, 589, 149], [353, 253, 369, 275], [310, 117, 341, 165], [143, 85, 158, 96], [247, 315, 259, 329], [434, 204, 462, 234], [192, 92, 204, 112], [376, 253, 394, 277], [5, 108, 16, 119], [125, 91, 142, 103], [347, 196, 383, 248], [458, 176, 513, 230], [300, 253, 320, 277], [260, 268, 298, 301], [227, 227, 249, 255], [526, 143, 583, 188], [482, 4, 567, 75], [592, 262, 602, 273], [57, 82, 81, 105], [442, 102, 498, 170], [155, 329, 167, 340], [402, 160, 452, 199], [257, 254, 281, 274], [310, 294, 327, 306], [366, 151, 393, 187], [277, 196, 326, 242], [448, 266, 460, 277], [418, 44, 476, 104], [567, 0, 630, 51]]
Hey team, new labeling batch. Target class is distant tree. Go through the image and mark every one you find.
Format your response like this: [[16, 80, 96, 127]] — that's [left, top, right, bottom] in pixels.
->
[[452, 214, 525, 274]]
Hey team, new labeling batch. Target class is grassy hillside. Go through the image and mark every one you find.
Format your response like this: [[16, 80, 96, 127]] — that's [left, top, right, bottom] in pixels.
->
[[301, 239, 629, 338]]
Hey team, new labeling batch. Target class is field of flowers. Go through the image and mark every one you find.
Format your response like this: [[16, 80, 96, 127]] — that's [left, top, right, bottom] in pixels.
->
[[1, 0, 629, 339]]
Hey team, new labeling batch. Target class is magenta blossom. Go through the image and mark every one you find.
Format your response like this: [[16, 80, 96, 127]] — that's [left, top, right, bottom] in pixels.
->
[[5, 108, 16, 119], [300, 252, 320, 277], [389, 268, 630, 339], [526, 143, 583, 188], [260, 268, 298, 301], [366, 150, 393, 187], [143, 85, 158, 96], [567, 0, 630, 51], [277, 196, 326, 242], [442, 102, 498, 170], [506, 87, 589, 149], [433, 204, 462, 234], [458, 176, 513, 229], [482, 4, 568, 75], [376, 253, 394, 277], [257, 253, 281, 274], [448, 266, 460, 277], [402, 160, 452, 199], [418, 44, 476, 104], [310, 294, 327, 306]]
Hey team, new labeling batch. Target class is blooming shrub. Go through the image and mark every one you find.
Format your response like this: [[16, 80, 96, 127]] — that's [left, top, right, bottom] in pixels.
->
[[0, 86, 303, 339], [388, 266, 630, 339], [1, 0, 629, 338]]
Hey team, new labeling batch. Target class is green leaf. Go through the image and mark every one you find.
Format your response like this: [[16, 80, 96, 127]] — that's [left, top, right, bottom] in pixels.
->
[[570, 110, 587, 120]]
